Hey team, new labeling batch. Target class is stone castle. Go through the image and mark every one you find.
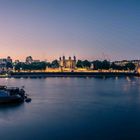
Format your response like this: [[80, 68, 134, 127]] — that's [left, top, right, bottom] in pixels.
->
[[59, 56, 76, 70]]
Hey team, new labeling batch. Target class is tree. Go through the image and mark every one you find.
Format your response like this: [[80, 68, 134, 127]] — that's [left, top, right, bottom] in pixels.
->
[[125, 62, 136, 70], [14, 62, 22, 72], [110, 62, 117, 70], [76, 60, 83, 68], [51, 60, 59, 68], [39, 62, 47, 71], [102, 60, 110, 70], [46, 62, 51, 68], [29, 62, 47, 71], [6, 62, 13, 70], [82, 60, 91, 68], [110, 62, 124, 70], [93, 60, 102, 70]]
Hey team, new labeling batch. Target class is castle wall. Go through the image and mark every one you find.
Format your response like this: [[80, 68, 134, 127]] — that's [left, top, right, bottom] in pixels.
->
[[59, 56, 76, 70]]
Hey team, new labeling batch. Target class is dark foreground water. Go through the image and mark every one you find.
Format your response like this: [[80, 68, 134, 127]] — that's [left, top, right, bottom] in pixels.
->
[[0, 77, 140, 140]]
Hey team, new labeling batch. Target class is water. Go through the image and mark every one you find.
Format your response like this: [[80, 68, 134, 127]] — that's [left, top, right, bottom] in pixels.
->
[[0, 77, 140, 140]]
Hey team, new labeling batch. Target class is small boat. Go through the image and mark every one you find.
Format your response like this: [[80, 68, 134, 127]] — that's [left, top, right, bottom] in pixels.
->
[[0, 86, 30, 104]]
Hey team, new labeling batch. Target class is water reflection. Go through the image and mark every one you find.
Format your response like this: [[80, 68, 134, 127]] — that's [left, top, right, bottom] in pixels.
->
[[0, 77, 140, 140], [0, 103, 23, 109]]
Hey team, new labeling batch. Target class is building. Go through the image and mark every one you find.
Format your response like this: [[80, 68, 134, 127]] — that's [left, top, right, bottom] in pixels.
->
[[0, 57, 13, 72], [7, 56, 12, 63], [131, 60, 140, 66], [0, 59, 7, 72], [135, 60, 140, 73], [114, 60, 140, 67], [33, 60, 40, 63], [59, 56, 76, 71], [0, 59, 7, 65], [114, 60, 129, 66]]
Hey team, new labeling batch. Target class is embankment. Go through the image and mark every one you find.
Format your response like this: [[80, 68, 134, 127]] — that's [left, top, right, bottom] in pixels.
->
[[8, 72, 139, 78]]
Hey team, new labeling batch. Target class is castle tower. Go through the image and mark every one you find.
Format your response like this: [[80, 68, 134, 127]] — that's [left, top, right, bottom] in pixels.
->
[[63, 56, 65, 60], [73, 56, 76, 68], [62, 56, 66, 68], [69, 56, 71, 60], [73, 56, 76, 61], [58, 55, 77, 71]]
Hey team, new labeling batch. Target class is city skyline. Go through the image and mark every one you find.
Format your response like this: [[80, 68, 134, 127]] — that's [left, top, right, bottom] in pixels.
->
[[0, 0, 139, 61]]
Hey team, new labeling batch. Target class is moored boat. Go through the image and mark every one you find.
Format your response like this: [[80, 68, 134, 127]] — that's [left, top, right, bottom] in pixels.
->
[[0, 86, 30, 104]]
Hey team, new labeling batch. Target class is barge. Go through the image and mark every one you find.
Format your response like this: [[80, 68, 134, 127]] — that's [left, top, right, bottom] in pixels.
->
[[0, 86, 31, 104]]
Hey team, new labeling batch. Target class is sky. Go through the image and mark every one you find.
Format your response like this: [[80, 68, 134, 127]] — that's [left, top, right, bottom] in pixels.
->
[[0, 0, 139, 61]]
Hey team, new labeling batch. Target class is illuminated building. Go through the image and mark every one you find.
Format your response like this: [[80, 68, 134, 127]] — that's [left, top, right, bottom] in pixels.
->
[[114, 60, 129, 66], [136, 61, 140, 74], [114, 60, 140, 67], [59, 56, 76, 71]]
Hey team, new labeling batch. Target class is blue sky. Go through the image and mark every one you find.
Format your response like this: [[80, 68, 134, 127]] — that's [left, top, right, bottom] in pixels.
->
[[0, 0, 139, 61]]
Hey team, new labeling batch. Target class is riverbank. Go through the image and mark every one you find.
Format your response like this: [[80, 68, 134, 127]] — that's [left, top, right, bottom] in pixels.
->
[[3, 72, 138, 78]]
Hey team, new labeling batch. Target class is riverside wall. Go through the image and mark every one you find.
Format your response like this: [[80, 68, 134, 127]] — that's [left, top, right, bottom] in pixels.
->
[[6, 72, 139, 78]]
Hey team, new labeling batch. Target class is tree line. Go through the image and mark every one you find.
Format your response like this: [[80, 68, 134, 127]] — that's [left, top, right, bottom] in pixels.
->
[[7, 59, 136, 72], [76, 60, 136, 70], [14, 60, 59, 72]]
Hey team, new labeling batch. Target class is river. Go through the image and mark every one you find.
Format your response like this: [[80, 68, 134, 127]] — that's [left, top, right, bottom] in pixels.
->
[[0, 77, 140, 140]]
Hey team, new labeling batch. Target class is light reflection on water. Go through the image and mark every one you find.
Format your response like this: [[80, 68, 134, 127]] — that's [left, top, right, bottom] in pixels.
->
[[0, 77, 140, 140]]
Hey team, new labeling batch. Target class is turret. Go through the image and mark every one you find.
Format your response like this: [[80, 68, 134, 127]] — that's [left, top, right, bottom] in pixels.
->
[[69, 56, 71, 60], [73, 56, 76, 61], [63, 56, 65, 60]]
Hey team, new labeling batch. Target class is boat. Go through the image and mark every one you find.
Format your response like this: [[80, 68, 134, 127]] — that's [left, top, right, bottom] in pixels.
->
[[0, 86, 31, 104]]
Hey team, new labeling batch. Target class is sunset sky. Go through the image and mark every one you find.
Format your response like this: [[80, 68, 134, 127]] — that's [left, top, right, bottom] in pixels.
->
[[0, 0, 139, 61]]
